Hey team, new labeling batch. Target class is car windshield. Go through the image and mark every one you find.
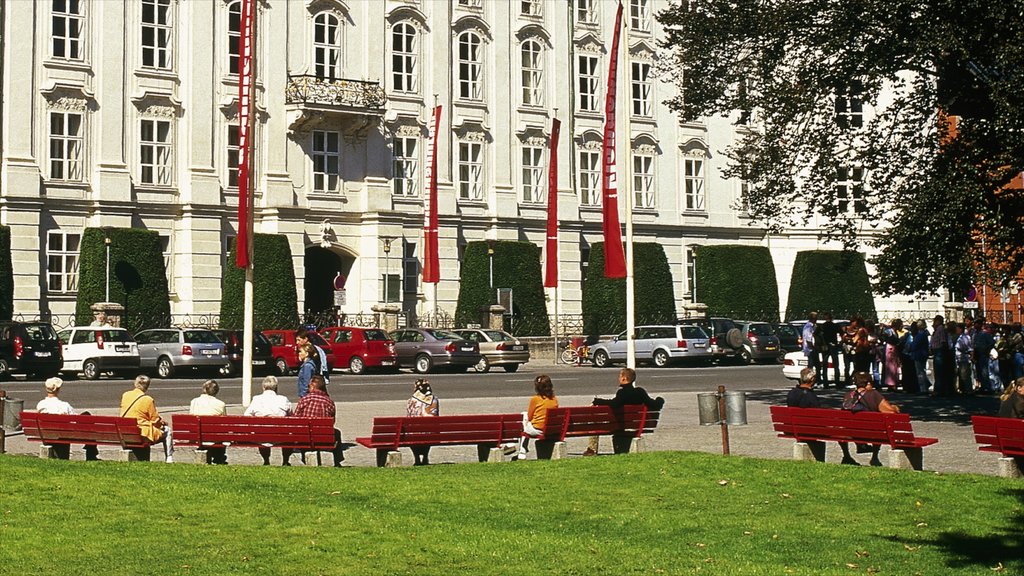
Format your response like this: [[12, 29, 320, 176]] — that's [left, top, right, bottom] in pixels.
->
[[483, 330, 513, 342], [775, 325, 798, 337], [363, 329, 390, 341], [253, 332, 271, 346], [184, 330, 221, 344], [425, 329, 461, 340], [309, 333, 329, 346], [748, 324, 774, 336], [100, 330, 134, 343], [24, 324, 58, 341]]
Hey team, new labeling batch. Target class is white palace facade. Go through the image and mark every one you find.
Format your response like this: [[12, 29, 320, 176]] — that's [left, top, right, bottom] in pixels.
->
[[0, 0, 940, 325]]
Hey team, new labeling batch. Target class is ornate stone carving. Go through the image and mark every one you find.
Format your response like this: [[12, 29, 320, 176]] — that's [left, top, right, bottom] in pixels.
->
[[49, 97, 88, 112], [143, 105, 177, 119], [393, 124, 423, 137], [633, 143, 658, 155]]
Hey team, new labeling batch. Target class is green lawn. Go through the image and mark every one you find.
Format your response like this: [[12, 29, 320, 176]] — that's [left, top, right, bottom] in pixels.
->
[[1, 451, 1020, 575]]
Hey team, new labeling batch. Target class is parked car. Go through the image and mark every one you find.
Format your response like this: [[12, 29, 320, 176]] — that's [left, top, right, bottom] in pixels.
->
[[678, 317, 743, 362], [262, 329, 336, 376], [56, 326, 140, 380], [210, 329, 274, 376], [389, 328, 481, 374], [590, 324, 713, 368], [319, 326, 397, 375], [453, 329, 530, 373], [735, 321, 782, 364], [782, 349, 846, 380], [134, 328, 228, 378], [0, 321, 62, 379], [772, 322, 803, 357]]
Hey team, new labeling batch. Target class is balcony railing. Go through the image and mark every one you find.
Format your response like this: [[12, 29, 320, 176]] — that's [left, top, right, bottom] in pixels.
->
[[285, 75, 386, 111]]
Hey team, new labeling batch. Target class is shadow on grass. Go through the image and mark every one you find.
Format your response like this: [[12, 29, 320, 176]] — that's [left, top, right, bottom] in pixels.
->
[[887, 487, 1024, 572]]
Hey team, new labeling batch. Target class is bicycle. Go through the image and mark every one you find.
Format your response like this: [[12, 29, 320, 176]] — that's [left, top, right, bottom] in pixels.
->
[[559, 341, 591, 365]]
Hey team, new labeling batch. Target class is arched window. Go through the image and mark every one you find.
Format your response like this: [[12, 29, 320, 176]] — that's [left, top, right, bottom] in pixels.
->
[[391, 22, 417, 93], [314, 12, 342, 80], [521, 40, 543, 106], [227, 1, 241, 75], [458, 31, 481, 100]]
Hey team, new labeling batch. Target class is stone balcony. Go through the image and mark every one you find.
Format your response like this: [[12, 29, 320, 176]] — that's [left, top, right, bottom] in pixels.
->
[[284, 75, 386, 135]]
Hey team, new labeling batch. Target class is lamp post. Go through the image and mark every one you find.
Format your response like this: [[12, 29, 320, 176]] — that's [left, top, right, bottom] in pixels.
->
[[382, 236, 394, 303], [487, 239, 495, 294], [104, 234, 112, 302]]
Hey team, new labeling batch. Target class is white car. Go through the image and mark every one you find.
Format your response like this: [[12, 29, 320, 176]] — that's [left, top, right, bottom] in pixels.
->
[[781, 350, 846, 380], [56, 327, 141, 380], [591, 325, 713, 368]]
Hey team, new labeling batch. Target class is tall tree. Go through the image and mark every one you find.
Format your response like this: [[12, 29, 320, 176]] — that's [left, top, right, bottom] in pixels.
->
[[658, 0, 1024, 295]]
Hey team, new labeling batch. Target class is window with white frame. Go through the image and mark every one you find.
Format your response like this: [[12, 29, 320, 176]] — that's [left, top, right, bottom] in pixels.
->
[[47, 231, 80, 293], [576, 0, 597, 24], [458, 32, 482, 100], [521, 0, 542, 16], [631, 62, 652, 116], [683, 157, 705, 211], [458, 141, 483, 201], [52, 0, 84, 60], [227, 0, 241, 75], [49, 111, 84, 182], [521, 40, 543, 106], [391, 22, 417, 93], [629, 0, 651, 32], [312, 130, 341, 194], [140, 118, 172, 186], [578, 149, 601, 206], [141, 0, 172, 70], [458, 0, 481, 6], [159, 234, 174, 292], [685, 247, 697, 302], [393, 136, 418, 196], [836, 166, 867, 214], [314, 12, 342, 80], [402, 240, 418, 300], [227, 125, 240, 188], [521, 145, 544, 203], [578, 54, 599, 112], [835, 81, 864, 129], [633, 152, 654, 208]]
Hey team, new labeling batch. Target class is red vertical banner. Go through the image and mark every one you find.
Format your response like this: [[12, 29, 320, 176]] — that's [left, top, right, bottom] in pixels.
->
[[235, 0, 256, 268], [601, 2, 627, 279], [421, 105, 442, 284], [544, 118, 561, 288]]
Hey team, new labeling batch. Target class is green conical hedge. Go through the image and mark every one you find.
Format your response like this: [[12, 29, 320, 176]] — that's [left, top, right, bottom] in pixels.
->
[[582, 242, 677, 335], [694, 244, 780, 322], [0, 226, 12, 321], [785, 250, 876, 321], [454, 240, 549, 336], [220, 234, 299, 330]]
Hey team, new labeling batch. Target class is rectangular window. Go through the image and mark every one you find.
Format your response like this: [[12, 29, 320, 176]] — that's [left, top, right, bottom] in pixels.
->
[[227, 125, 240, 188], [521, 145, 544, 203], [391, 23, 417, 93], [630, 0, 651, 32], [49, 111, 83, 182], [633, 153, 654, 208], [684, 157, 705, 211], [631, 62, 652, 117], [835, 80, 864, 129], [227, 0, 241, 75], [578, 149, 601, 206], [141, 0, 172, 70], [578, 55, 599, 112], [52, 0, 84, 60], [393, 136, 418, 196], [686, 247, 697, 302], [312, 130, 341, 194], [458, 141, 483, 201], [47, 231, 81, 293], [576, 0, 596, 24], [458, 33, 482, 100], [314, 13, 342, 80], [140, 119, 172, 186], [521, 0, 542, 16], [458, 0, 481, 6], [836, 166, 867, 214], [521, 41, 543, 106], [403, 240, 418, 300]]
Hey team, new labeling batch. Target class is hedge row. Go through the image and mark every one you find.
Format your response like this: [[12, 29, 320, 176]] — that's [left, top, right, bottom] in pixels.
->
[[220, 234, 300, 331], [582, 242, 677, 335], [694, 245, 780, 322], [454, 240, 550, 336], [785, 250, 876, 321], [0, 226, 12, 321]]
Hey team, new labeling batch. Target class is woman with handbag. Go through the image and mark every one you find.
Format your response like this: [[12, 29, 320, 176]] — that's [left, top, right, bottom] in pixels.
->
[[842, 372, 900, 466], [406, 379, 439, 465]]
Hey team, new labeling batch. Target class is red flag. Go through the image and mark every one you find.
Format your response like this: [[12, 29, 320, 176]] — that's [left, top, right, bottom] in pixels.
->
[[544, 119, 561, 288], [601, 2, 626, 278], [421, 105, 442, 284], [235, 0, 256, 268]]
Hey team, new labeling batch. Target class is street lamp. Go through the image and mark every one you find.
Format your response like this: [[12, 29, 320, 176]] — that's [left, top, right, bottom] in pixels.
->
[[487, 239, 495, 292], [382, 236, 395, 303], [104, 233, 112, 302]]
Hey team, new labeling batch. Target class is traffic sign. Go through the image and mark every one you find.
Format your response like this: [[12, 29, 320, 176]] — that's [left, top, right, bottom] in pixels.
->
[[963, 301, 979, 309], [965, 286, 978, 302]]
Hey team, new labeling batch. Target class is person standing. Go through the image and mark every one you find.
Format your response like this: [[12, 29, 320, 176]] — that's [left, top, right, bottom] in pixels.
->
[[34, 377, 99, 461], [288, 375, 345, 467], [974, 318, 996, 394], [406, 379, 439, 465], [956, 320, 975, 394], [929, 315, 949, 396], [818, 312, 841, 388], [881, 319, 904, 392], [1010, 322, 1024, 380], [296, 327, 330, 385], [513, 375, 558, 461], [244, 375, 293, 465], [801, 311, 818, 379], [295, 343, 317, 398], [120, 375, 173, 463], [189, 379, 228, 465], [841, 316, 862, 386], [590, 367, 665, 455], [911, 320, 932, 394]]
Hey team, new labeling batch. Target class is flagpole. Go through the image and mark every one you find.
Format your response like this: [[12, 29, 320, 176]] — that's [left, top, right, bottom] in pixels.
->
[[551, 111, 560, 363], [622, 6, 636, 369], [239, 0, 257, 406]]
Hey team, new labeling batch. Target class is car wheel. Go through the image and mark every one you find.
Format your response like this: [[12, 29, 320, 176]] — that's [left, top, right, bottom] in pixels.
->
[[593, 350, 610, 368], [349, 357, 365, 375], [82, 359, 99, 380], [0, 358, 8, 379], [414, 354, 433, 374], [502, 364, 520, 373], [275, 357, 289, 376], [653, 350, 670, 368], [475, 356, 490, 373], [738, 347, 753, 366], [156, 356, 175, 379]]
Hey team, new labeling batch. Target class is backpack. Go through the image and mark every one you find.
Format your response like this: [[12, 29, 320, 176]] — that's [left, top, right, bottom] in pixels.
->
[[842, 390, 867, 413]]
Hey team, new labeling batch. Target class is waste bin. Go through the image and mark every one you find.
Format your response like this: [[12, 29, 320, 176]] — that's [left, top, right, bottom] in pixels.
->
[[724, 391, 748, 426], [1, 397, 24, 432], [697, 392, 721, 425]]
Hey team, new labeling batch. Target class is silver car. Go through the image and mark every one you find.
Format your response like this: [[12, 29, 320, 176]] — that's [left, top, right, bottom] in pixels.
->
[[389, 328, 481, 374], [453, 329, 530, 373], [591, 324, 713, 368], [134, 328, 228, 378]]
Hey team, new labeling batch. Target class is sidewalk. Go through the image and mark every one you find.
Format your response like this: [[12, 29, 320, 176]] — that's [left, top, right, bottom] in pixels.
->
[[1, 389, 1005, 476]]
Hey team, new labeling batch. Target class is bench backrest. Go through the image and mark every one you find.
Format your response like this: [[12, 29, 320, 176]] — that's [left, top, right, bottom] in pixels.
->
[[172, 415, 336, 450], [972, 415, 1024, 456], [770, 406, 916, 447], [365, 414, 524, 449], [543, 405, 661, 441], [20, 411, 149, 448]]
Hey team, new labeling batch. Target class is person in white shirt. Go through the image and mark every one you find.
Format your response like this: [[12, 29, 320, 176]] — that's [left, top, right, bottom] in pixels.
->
[[243, 375, 293, 465], [35, 377, 99, 461], [189, 379, 228, 464]]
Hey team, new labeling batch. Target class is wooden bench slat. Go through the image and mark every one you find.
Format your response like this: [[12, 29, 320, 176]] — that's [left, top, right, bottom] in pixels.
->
[[770, 406, 936, 462], [21, 412, 152, 449], [170, 415, 336, 451]]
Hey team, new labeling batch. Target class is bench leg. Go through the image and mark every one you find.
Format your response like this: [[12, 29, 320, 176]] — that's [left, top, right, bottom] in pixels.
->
[[550, 441, 567, 460], [193, 449, 209, 464], [889, 448, 923, 471], [998, 457, 1023, 478], [486, 447, 503, 463], [39, 445, 57, 459], [629, 437, 645, 454], [793, 441, 826, 462], [384, 450, 402, 468], [476, 444, 494, 463], [124, 446, 151, 462]]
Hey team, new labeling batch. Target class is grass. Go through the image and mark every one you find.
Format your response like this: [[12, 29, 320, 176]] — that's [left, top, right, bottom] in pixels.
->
[[1, 451, 1021, 575]]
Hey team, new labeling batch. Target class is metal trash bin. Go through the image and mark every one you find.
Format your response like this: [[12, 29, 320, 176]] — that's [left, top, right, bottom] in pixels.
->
[[697, 392, 721, 425], [725, 391, 748, 426], [1, 397, 24, 432]]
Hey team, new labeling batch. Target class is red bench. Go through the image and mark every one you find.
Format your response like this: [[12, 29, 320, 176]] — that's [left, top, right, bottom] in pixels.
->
[[971, 415, 1024, 477], [770, 406, 938, 470], [355, 414, 523, 467], [20, 411, 152, 460], [172, 415, 337, 464], [538, 405, 661, 458]]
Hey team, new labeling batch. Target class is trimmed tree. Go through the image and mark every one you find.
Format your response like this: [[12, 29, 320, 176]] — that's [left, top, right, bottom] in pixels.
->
[[694, 245, 780, 322], [785, 250, 876, 321], [582, 242, 677, 335], [220, 234, 299, 330], [75, 228, 171, 332], [0, 226, 12, 320], [454, 240, 549, 336]]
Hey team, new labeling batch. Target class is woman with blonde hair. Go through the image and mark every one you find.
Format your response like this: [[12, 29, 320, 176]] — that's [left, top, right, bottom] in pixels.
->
[[513, 374, 558, 461]]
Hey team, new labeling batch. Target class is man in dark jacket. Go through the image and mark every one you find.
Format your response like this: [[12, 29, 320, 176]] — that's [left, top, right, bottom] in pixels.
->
[[787, 368, 821, 408], [584, 367, 665, 455]]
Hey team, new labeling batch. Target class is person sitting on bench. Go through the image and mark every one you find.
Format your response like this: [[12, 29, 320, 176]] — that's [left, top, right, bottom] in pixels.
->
[[35, 377, 99, 461], [586, 368, 665, 455], [120, 375, 173, 463]]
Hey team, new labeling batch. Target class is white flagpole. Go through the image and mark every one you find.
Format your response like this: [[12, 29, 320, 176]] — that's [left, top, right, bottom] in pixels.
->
[[240, 0, 257, 407], [622, 7, 636, 369]]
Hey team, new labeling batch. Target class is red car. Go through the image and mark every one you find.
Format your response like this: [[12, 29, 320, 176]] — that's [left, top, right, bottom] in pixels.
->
[[261, 329, 336, 376], [319, 326, 398, 375]]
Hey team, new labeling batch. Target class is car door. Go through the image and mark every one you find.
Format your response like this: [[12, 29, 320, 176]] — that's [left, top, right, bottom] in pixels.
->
[[634, 327, 656, 358], [330, 328, 355, 366], [605, 331, 630, 360]]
